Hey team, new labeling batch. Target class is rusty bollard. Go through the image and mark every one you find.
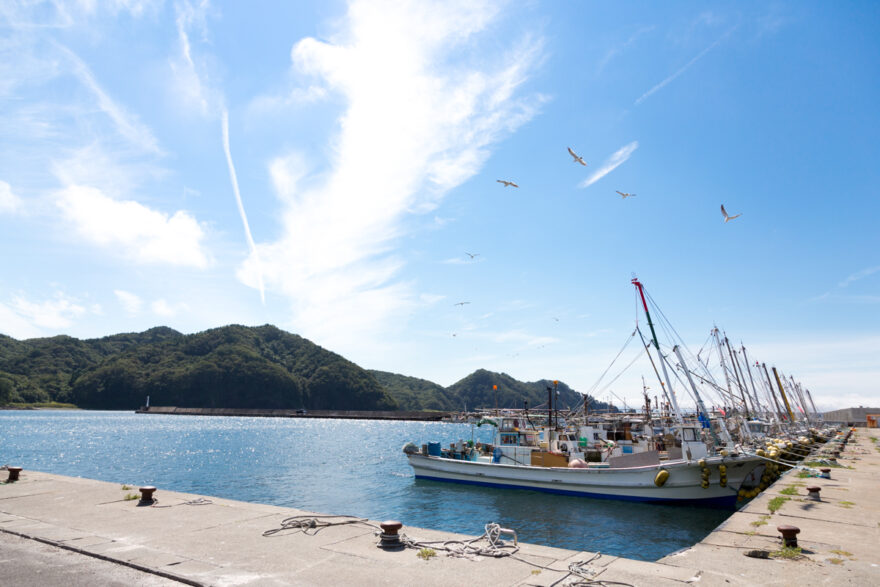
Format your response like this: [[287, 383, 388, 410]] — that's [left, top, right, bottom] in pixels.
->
[[6, 467, 22, 482], [819, 468, 831, 479], [777, 525, 800, 548], [378, 520, 403, 549], [138, 486, 157, 505], [806, 486, 822, 501]]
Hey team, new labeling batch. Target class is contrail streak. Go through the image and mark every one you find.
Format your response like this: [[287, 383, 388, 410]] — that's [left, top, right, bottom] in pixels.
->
[[635, 29, 734, 106], [222, 109, 265, 304]]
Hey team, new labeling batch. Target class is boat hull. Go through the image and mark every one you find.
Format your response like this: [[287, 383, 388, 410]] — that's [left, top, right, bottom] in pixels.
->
[[407, 454, 761, 508]]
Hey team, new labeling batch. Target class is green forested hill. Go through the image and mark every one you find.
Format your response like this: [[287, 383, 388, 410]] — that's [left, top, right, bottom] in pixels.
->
[[367, 370, 454, 410], [0, 325, 396, 410], [1, 326, 610, 413], [370, 368, 612, 413]]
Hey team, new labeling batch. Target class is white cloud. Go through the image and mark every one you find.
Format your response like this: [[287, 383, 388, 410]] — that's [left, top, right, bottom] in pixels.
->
[[151, 298, 189, 317], [0, 302, 42, 339], [56, 184, 210, 268], [241, 0, 544, 354], [0, 180, 23, 213], [114, 289, 143, 315], [9, 292, 86, 330], [580, 141, 639, 188]]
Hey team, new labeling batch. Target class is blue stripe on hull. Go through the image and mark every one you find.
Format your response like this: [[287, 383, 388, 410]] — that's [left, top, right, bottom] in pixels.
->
[[414, 474, 738, 509]]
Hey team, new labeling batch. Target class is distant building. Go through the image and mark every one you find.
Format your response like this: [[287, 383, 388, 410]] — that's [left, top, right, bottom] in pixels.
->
[[822, 407, 880, 427]]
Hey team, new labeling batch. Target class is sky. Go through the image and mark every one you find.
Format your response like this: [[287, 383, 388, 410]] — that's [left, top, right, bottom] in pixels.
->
[[1, 1, 878, 413]]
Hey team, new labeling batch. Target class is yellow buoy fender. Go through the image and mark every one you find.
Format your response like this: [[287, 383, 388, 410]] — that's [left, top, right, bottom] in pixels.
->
[[654, 469, 669, 487]]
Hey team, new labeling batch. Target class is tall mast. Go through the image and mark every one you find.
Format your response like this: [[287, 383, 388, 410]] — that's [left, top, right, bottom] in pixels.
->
[[724, 336, 752, 418], [740, 346, 765, 419], [793, 378, 813, 426], [805, 388, 820, 422], [761, 363, 787, 423], [673, 345, 729, 446], [712, 328, 739, 413], [632, 278, 684, 425], [772, 367, 796, 425]]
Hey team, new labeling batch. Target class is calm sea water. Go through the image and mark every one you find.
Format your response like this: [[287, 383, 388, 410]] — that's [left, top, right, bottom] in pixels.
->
[[0, 410, 729, 561]]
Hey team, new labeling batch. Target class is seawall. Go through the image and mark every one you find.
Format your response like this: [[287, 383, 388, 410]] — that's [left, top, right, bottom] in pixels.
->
[[136, 406, 449, 421], [1, 431, 877, 585]]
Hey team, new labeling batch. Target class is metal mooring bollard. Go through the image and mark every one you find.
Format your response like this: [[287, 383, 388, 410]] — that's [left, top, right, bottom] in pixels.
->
[[819, 468, 831, 479], [806, 486, 822, 501], [378, 520, 403, 549], [6, 467, 22, 482], [138, 486, 157, 505], [777, 525, 800, 548]]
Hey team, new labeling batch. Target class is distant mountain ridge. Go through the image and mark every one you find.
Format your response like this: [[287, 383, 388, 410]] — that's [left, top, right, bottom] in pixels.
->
[[372, 368, 612, 413], [0, 325, 610, 412]]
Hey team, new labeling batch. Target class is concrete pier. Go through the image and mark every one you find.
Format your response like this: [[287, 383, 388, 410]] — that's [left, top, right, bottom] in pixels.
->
[[1, 431, 878, 585]]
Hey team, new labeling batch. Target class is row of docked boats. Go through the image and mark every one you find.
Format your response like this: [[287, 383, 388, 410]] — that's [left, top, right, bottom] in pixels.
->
[[404, 278, 838, 509]]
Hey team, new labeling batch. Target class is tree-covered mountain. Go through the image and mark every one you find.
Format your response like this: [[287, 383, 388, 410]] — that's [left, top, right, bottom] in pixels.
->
[[370, 368, 613, 413], [0, 325, 396, 411], [1, 325, 611, 413]]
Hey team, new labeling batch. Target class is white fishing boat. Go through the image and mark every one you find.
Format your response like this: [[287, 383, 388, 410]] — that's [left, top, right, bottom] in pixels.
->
[[403, 278, 766, 508], [404, 415, 762, 508]]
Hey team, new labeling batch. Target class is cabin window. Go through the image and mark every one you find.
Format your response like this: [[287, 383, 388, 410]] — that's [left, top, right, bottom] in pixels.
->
[[501, 433, 518, 445], [682, 428, 699, 442], [593, 433, 600, 440]]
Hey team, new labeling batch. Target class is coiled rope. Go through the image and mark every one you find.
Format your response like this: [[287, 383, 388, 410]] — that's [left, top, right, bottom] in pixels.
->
[[149, 497, 213, 508], [399, 523, 519, 559], [262, 514, 379, 537]]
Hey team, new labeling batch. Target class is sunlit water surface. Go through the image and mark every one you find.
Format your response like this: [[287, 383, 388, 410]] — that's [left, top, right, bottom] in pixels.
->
[[0, 411, 730, 561]]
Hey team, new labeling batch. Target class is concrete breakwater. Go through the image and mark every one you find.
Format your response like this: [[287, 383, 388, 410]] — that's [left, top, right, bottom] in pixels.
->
[[136, 406, 450, 421], [1, 430, 877, 585]]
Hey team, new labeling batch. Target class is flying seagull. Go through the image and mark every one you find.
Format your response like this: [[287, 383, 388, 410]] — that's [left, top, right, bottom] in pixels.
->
[[567, 147, 587, 166], [497, 179, 519, 188], [465, 252, 480, 259], [616, 191, 636, 199], [454, 301, 471, 306], [721, 204, 742, 223]]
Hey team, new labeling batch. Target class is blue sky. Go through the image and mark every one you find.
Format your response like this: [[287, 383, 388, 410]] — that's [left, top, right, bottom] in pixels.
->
[[1, 1, 878, 412]]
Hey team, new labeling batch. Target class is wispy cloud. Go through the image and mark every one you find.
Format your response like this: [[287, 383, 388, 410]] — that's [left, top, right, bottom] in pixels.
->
[[222, 110, 265, 304], [244, 0, 544, 354], [56, 185, 210, 268], [0, 180, 23, 213], [114, 289, 143, 315], [635, 29, 734, 106], [170, 1, 221, 116], [10, 291, 87, 329], [56, 43, 161, 154], [597, 25, 655, 74], [579, 141, 638, 188], [838, 265, 880, 288], [151, 298, 189, 317]]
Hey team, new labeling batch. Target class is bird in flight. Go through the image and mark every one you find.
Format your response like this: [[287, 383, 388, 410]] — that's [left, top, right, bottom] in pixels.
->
[[721, 204, 742, 223], [616, 191, 636, 199], [465, 252, 480, 259], [497, 179, 519, 188], [567, 147, 587, 166], [454, 301, 471, 306]]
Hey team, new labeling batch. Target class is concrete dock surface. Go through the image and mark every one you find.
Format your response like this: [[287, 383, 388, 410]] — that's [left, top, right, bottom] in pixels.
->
[[1, 431, 878, 586]]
